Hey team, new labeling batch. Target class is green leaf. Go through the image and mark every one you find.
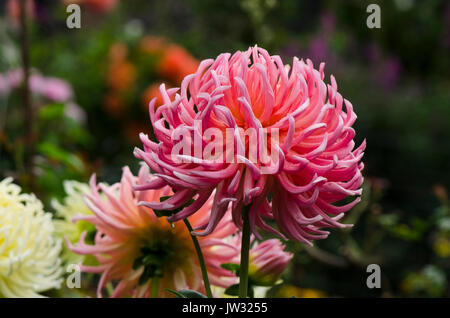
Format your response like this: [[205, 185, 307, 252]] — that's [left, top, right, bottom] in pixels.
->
[[39, 103, 65, 121], [221, 263, 240, 275], [37, 142, 85, 172], [166, 289, 207, 298], [224, 284, 240, 296], [166, 289, 186, 298], [224, 284, 255, 298]]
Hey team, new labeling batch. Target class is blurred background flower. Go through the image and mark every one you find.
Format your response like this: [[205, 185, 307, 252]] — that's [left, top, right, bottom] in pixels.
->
[[52, 180, 95, 265], [101, 37, 199, 145]]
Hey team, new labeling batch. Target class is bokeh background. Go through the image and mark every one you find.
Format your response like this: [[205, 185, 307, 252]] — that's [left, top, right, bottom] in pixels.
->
[[1, 0, 449, 297]]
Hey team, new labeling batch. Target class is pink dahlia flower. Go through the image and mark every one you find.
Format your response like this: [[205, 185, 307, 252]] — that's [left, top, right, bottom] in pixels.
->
[[247, 239, 293, 286], [67, 165, 238, 297], [135, 46, 365, 244]]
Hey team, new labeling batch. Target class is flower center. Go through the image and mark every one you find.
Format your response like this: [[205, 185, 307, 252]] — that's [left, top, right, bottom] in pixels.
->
[[134, 222, 195, 285]]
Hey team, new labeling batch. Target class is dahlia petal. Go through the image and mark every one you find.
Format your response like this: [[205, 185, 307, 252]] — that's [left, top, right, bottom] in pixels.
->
[[133, 177, 166, 191], [277, 172, 326, 194], [167, 188, 214, 222], [138, 188, 194, 211]]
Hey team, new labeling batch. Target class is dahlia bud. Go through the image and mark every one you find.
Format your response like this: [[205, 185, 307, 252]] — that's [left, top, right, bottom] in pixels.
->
[[248, 239, 292, 286]]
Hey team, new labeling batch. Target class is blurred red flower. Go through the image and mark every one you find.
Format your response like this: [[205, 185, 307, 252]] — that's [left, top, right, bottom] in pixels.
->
[[156, 45, 199, 84]]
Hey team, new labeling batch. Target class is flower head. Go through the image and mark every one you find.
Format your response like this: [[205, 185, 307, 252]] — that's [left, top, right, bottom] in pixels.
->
[[135, 46, 365, 244], [248, 239, 292, 286], [0, 69, 80, 122], [52, 181, 94, 265], [0, 69, 73, 104], [107, 60, 136, 93], [214, 237, 292, 297], [42, 77, 74, 102], [0, 178, 62, 297], [68, 165, 239, 297], [139, 36, 167, 56]]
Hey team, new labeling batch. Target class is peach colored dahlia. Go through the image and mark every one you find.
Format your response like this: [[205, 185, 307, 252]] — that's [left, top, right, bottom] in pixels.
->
[[67, 165, 238, 297], [135, 46, 365, 244]]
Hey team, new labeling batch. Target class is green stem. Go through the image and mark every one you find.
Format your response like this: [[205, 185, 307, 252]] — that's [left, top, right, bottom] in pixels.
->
[[183, 219, 213, 298], [19, 0, 35, 191], [239, 205, 251, 298], [151, 276, 159, 298]]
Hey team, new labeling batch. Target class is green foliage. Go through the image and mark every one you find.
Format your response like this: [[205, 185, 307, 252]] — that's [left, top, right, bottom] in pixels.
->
[[221, 263, 240, 275]]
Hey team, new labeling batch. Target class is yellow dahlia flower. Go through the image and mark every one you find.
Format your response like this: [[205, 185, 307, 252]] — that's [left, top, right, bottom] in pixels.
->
[[0, 178, 62, 297], [52, 181, 94, 265]]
